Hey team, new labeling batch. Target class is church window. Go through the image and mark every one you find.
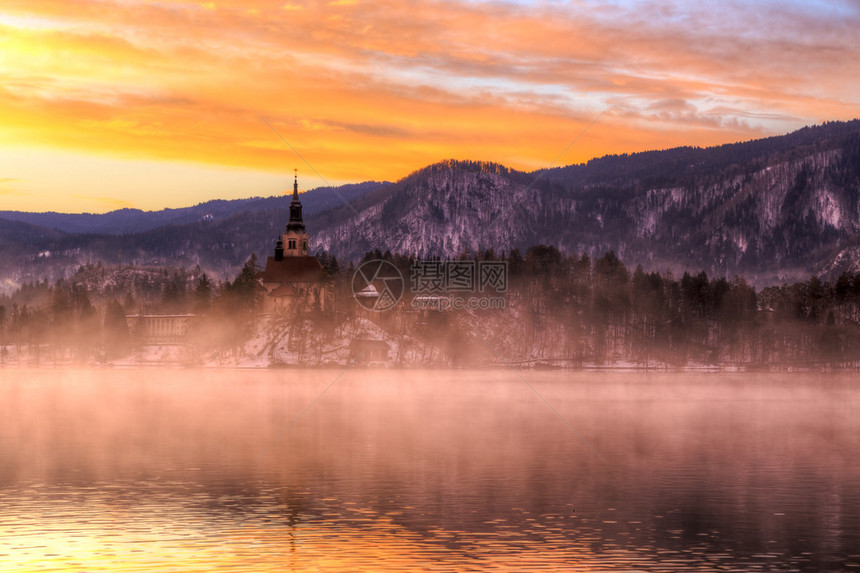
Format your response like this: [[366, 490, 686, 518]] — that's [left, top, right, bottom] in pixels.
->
[[288, 239, 296, 249]]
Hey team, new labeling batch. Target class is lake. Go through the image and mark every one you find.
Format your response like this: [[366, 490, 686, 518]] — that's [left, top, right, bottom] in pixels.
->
[[1, 369, 859, 571]]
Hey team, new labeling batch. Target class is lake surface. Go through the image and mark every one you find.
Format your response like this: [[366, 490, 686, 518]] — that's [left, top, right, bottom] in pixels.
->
[[1, 369, 859, 571]]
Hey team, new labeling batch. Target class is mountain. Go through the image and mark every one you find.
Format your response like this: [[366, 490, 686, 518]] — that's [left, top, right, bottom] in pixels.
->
[[2, 120, 860, 290], [314, 120, 860, 285], [0, 182, 384, 235], [0, 182, 385, 287]]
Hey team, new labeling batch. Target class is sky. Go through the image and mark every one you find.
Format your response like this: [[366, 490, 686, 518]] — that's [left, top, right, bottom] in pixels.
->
[[0, 0, 858, 213]]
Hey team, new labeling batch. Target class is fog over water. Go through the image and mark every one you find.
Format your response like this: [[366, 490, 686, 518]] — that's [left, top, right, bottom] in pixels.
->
[[1, 369, 859, 571]]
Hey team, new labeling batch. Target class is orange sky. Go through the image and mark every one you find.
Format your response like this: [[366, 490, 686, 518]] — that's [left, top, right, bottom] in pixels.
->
[[1, 0, 858, 212]]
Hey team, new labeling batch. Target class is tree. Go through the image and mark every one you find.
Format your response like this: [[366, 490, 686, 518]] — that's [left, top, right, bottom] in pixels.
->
[[228, 253, 261, 312], [507, 249, 524, 276], [161, 270, 188, 313], [104, 299, 130, 359], [194, 274, 213, 314], [72, 284, 99, 361], [525, 245, 563, 276]]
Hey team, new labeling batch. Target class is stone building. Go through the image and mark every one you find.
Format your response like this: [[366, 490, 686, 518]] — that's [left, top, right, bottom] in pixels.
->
[[126, 314, 196, 344], [258, 173, 329, 313]]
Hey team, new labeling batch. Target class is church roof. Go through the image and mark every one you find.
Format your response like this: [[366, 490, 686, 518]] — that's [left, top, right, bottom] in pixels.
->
[[260, 255, 324, 284]]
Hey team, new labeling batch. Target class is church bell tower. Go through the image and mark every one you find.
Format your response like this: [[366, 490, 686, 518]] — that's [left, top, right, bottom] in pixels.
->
[[275, 170, 309, 260]]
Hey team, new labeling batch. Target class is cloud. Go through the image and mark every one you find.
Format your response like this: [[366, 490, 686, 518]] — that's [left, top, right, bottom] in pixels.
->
[[0, 177, 22, 191], [0, 178, 25, 196], [0, 0, 857, 206]]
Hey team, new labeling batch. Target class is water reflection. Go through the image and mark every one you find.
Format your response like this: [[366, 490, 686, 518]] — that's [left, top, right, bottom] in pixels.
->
[[1, 370, 859, 571]]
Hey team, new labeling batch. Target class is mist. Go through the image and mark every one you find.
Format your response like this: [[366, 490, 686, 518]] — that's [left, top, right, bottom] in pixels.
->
[[3, 247, 860, 571], [3, 248, 860, 369], [1, 369, 858, 571]]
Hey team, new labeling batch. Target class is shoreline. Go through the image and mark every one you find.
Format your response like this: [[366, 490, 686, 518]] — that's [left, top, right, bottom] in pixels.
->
[[2, 360, 859, 373]]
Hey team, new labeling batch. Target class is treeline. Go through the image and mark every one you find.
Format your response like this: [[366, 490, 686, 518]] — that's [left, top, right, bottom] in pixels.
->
[[515, 246, 860, 367], [3, 246, 860, 368], [548, 119, 860, 190], [352, 246, 860, 368], [511, 246, 860, 367], [0, 258, 263, 364]]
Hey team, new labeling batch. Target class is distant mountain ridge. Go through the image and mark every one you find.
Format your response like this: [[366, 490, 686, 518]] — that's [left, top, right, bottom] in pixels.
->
[[0, 181, 385, 287], [2, 120, 860, 290], [0, 181, 384, 235], [314, 120, 860, 285]]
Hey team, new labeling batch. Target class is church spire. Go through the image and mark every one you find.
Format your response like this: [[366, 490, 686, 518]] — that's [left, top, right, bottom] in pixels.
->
[[286, 169, 306, 234], [278, 169, 309, 257]]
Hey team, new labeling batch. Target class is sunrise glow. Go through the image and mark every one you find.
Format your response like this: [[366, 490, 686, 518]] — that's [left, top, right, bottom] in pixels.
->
[[1, 0, 858, 212]]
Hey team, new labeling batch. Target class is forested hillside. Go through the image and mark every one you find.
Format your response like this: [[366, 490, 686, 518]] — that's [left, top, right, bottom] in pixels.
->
[[3, 247, 859, 368], [3, 120, 860, 292]]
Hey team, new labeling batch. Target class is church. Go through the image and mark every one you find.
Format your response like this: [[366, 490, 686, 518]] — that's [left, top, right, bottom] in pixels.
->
[[258, 173, 329, 313]]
